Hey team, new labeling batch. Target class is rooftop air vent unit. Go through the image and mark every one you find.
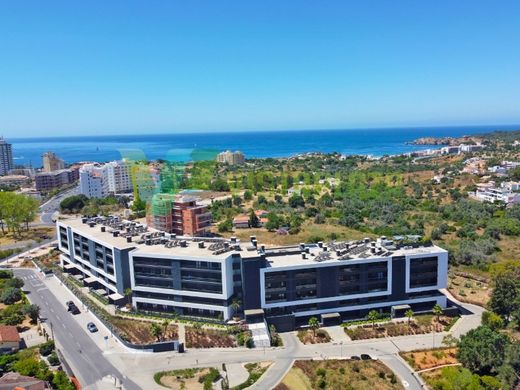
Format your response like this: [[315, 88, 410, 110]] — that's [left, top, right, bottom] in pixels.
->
[[230, 236, 237, 243], [234, 244, 241, 251], [198, 242, 205, 249], [336, 250, 341, 257], [302, 253, 307, 259], [171, 234, 176, 239], [317, 241, 323, 248], [323, 246, 328, 252], [250, 235, 256, 242], [81, 217, 88, 224], [305, 247, 310, 254], [113, 231, 120, 237], [364, 237, 370, 244], [260, 244, 265, 252], [100, 226, 106, 232], [145, 240, 151, 245], [370, 247, 376, 254], [180, 240, 187, 248], [299, 243, 305, 250], [252, 240, 258, 248], [89, 222, 95, 228], [126, 236, 132, 243]]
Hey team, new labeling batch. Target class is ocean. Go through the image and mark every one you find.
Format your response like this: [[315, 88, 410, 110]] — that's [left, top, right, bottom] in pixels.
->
[[9, 125, 519, 167]]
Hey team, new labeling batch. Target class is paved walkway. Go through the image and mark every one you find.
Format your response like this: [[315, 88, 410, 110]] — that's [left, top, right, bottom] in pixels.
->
[[324, 325, 351, 342], [226, 363, 250, 388]]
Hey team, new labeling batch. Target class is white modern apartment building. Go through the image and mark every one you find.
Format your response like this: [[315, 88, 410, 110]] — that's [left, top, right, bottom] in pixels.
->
[[79, 160, 132, 198], [472, 181, 520, 204]]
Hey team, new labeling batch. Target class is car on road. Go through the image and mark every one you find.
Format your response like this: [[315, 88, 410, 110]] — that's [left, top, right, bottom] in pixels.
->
[[87, 322, 98, 333], [350, 355, 361, 360], [66, 301, 80, 314], [360, 354, 372, 360], [69, 305, 80, 315]]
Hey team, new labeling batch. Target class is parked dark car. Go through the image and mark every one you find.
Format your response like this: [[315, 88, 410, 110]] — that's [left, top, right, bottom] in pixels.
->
[[351, 355, 361, 360], [86, 322, 98, 333], [360, 354, 372, 360], [70, 305, 80, 315], [66, 301, 80, 315]]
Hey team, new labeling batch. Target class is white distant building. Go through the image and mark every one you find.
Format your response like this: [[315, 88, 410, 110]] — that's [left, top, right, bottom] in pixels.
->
[[216, 150, 245, 165], [79, 160, 132, 198], [459, 144, 484, 153], [471, 181, 520, 204]]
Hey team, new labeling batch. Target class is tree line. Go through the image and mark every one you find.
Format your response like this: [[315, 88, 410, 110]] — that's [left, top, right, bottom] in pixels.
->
[[0, 192, 39, 237]]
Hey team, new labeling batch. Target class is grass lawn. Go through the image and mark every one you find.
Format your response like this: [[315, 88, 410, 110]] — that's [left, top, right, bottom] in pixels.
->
[[275, 359, 403, 390]]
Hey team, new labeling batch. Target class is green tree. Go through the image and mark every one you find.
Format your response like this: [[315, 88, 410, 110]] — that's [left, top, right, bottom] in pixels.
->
[[489, 275, 519, 321], [53, 370, 76, 390], [150, 323, 162, 341], [248, 210, 259, 228], [243, 190, 253, 201], [367, 310, 380, 329], [230, 298, 241, 318], [481, 311, 504, 330], [162, 319, 171, 341], [442, 334, 459, 348], [0, 287, 22, 305], [308, 317, 320, 336], [23, 304, 40, 324], [218, 218, 233, 233], [457, 326, 509, 375]]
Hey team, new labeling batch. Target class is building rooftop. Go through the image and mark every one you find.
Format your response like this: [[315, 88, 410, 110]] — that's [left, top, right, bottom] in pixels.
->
[[61, 216, 446, 264], [0, 325, 20, 343], [60, 216, 246, 259], [261, 238, 446, 268]]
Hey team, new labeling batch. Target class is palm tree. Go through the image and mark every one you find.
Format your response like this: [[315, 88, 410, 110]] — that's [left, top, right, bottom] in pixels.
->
[[432, 304, 443, 323], [162, 319, 171, 340], [124, 288, 133, 306], [308, 317, 320, 336], [405, 309, 414, 327], [367, 310, 380, 329], [230, 298, 242, 318], [150, 323, 162, 341]]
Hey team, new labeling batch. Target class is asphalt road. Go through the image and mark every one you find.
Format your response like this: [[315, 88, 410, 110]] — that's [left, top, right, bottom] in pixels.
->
[[15, 268, 140, 390], [39, 185, 79, 225]]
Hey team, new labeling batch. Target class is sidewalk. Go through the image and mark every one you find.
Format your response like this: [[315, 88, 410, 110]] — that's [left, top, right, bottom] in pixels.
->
[[43, 274, 131, 354]]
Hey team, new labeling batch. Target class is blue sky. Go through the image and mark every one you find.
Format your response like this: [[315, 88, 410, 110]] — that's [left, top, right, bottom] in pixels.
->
[[1, 1, 520, 138]]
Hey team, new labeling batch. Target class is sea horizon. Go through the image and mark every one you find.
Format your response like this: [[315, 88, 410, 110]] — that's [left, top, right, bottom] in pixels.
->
[[9, 124, 520, 167]]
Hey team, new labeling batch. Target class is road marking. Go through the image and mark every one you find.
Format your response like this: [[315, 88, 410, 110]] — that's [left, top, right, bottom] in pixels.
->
[[56, 315, 61, 321], [62, 324, 66, 329], [50, 308, 54, 313], [402, 380, 410, 387]]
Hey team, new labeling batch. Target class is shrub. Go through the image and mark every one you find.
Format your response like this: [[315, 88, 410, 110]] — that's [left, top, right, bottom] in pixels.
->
[[39, 341, 55, 356], [48, 352, 60, 366]]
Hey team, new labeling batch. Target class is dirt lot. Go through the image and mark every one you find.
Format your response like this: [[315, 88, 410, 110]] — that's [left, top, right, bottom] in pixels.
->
[[159, 368, 210, 390], [448, 272, 491, 306], [222, 221, 371, 246], [400, 348, 458, 371], [185, 326, 236, 348], [275, 359, 403, 390], [345, 315, 458, 340], [297, 329, 331, 344], [0, 226, 55, 247]]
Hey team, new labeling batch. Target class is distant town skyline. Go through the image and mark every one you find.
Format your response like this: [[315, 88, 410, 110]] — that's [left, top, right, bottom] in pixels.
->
[[1, 1, 520, 138]]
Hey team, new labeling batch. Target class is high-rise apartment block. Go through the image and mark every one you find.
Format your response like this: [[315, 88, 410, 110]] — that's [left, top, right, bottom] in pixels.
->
[[79, 160, 132, 198], [0, 137, 14, 176], [42, 152, 65, 172], [147, 194, 212, 236], [216, 150, 245, 165]]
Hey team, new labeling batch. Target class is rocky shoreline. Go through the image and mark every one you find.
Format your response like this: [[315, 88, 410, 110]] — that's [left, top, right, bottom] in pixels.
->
[[407, 135, 481, 146]]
